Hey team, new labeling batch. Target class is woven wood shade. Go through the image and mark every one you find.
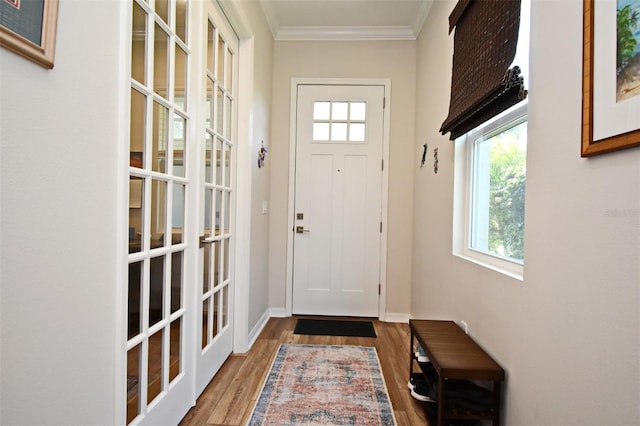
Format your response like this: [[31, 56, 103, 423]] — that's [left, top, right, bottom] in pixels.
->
[[440, 0, 527, 140]]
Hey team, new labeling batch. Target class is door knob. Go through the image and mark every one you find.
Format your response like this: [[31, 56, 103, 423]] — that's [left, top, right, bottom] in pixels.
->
[[296, 226, 310, 234]]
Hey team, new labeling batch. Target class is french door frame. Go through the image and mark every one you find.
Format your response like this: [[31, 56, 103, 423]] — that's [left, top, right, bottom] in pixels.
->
[[285, 78, 392, 320], [116, 0, 255, 424]]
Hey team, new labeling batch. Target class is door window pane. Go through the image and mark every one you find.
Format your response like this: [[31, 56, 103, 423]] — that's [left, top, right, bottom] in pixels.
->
[[130, 89, 146, 164], [173, 114, 186, 177], [128, 178, 144, 253], [331, 123, 347, 141], [153, 24, 169, 97], [128, 261, 143, 339], [152, 102, 169, 173], [350, 123, 365, 141], [147, 330, 164, 404], [350, 102, 366, 120], [131, 2, 147, 84], [313, 123, 330, 140], [171, 251, 183, 313], [175, 46, 187, 110], [314, 102, 330, 120], [151, 179, 167, 247], [149, 255, 165, 327], [176, 0, 187, 42], [201, 299, 209, 349], [169, 318, 181, 382], [331, 102, 348, 120], [172, 183, 184, 244], [155, 0, 169, 25], [127, 343, 142, 424]]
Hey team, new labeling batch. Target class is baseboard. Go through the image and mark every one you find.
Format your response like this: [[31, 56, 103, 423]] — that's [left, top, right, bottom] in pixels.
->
[[269, 307, 287, 318], [247, 309, 271, 350], [382, 312, 411, 323]]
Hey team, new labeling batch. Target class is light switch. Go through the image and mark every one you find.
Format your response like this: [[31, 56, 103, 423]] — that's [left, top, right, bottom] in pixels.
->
[[262, 200, 268, 214]]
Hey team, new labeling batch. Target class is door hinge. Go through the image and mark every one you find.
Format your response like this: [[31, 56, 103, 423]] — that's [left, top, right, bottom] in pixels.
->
[[383, 97, 386, 109], [381, 159, 384, 171], [379, 284, 381, 295], [380, 221, 382, 233]]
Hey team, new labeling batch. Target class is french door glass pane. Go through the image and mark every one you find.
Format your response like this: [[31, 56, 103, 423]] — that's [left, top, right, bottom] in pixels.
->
[[206, 79, 214, 127], [215, 139, 223, 185], [171, 251, 183, 314], [175, 46, 187, 110], [216, 36, 224, 82], [223, 142, 231, 187], [151, 179, 167, 247], [225, 47, 232, 88], [128, 178, 144, 253], [130, 89, 146, 164], [128, 261, 143, 339], [201, 299, 209, 349], [131, 2, 146, 85], [173, 114, 186, 177], [205, 133, 213, 183], [176, 0, 187, 42], [147, 329, 164, 404], [204, 188, 213, 236], [172, 182, 185, 243], [169, 318, 181, 382], [127, 343, 142, 424], [153, 23, 169, 97], [152, 102, 169, 173], [155, 0, 169, 25], [202, 243, 210, 294], [149, 255, 165, 327]]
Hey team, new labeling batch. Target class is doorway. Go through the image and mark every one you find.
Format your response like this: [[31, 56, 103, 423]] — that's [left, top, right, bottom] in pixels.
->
[[288, 81, 390, 317]]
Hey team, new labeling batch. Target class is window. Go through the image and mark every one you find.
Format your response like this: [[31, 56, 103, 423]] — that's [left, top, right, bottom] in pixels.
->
[[312, 100, 367, 142], [454, 103, 527, 278]]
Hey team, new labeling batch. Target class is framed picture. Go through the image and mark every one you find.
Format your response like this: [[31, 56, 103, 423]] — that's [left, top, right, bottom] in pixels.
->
[[582, 0, 640, 156], [0, 0, 59, 69]]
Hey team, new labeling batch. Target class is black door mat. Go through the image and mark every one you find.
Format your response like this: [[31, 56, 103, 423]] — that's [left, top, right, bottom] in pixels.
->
[[294, 319, 377, 337]]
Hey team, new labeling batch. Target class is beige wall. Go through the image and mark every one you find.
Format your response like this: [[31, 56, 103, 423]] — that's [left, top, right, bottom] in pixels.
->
[[0, 1, 122, 423], [235, 0, 275, 335], [412, 1, 640, 424], [268, 40, 416, 316]]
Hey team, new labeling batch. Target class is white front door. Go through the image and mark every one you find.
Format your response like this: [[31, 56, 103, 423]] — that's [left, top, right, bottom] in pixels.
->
[[292, 84, 385, 317], [195, 0, 238, 396]]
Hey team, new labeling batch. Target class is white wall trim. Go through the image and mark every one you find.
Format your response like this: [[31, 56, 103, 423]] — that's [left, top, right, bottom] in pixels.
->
[[274, 25, 418, 41], [115, 1, 131, 423], [217, 0, 255, 356], [383, 313, 411, 323], [285, 78, 392, 320], [246, 308, 271, 352]]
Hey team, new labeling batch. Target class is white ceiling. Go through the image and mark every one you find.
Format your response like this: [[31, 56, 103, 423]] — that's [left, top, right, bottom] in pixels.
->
[[259, 0, 434, 40]]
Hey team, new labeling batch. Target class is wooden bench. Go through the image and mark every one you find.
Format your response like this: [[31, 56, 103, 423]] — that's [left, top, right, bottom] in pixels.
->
[[409, 319, 505, 426]]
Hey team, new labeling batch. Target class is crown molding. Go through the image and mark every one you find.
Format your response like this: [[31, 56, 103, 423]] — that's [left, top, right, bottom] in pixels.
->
[[274, 25, 418, 41]]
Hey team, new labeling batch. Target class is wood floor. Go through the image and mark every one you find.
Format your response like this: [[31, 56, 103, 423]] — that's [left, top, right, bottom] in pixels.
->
[[179, 316, 430, 426]]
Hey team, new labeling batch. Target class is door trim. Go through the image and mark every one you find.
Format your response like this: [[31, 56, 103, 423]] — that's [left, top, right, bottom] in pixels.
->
[[285, 78, 391, 320]]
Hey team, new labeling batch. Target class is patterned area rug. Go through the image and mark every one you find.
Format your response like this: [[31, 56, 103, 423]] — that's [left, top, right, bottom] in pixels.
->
[[247, 344, 396, 426]]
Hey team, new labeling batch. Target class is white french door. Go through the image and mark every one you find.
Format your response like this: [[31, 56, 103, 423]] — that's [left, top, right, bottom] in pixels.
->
[[126, 0, 193, 424], [292, 85, 385, 317], [195, 0, 238, 396]]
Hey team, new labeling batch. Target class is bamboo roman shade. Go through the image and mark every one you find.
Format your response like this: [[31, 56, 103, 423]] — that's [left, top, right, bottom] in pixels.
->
[[440, 0, 527, 140]]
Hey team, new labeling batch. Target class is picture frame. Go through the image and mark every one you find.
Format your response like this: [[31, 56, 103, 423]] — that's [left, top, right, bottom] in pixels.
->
[[581, 0, 640, 157], [0, 0, 59, 69]]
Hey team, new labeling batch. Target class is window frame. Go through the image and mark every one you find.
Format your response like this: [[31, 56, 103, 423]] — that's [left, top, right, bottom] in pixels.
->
[[453, 102, 528, 280]]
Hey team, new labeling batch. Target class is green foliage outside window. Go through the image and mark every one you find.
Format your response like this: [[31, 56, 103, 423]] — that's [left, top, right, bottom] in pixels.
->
[[487, 122, 527, 261]]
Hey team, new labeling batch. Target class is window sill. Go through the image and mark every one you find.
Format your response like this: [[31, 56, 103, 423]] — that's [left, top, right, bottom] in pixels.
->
[[453, 251, 524, 281]]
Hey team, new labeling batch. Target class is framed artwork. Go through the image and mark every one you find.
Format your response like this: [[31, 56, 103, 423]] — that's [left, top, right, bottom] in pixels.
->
[[0, 0, 59, 69], [582, 0, 640, 156]]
